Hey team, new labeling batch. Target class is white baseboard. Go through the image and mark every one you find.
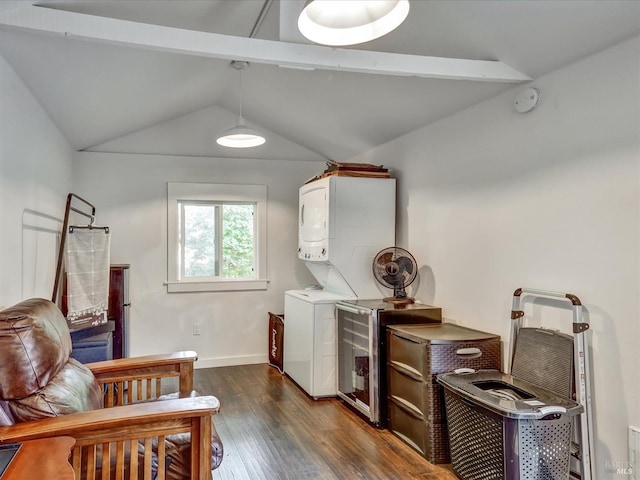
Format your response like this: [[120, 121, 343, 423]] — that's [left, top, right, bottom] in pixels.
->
[[195, 354, 268, 369]]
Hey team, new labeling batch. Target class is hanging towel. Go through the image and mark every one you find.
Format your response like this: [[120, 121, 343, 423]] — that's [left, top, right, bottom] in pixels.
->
[[64, 228, 111, 321]]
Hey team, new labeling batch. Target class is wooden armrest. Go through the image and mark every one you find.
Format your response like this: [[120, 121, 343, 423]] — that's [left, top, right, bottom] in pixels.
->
[[87, 351, 197, 399], [86, 350, 197, 374], [0, 396, 219, 480], [0, 396, 219, 443]]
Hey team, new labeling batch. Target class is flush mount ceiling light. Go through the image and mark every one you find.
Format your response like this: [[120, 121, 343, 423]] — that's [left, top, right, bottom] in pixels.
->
[[216, 61, 266, 148], [298, 0, 410, 46]]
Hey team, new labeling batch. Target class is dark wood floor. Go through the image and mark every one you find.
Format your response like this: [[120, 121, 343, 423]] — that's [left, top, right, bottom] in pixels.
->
[[190, 364, 458, 480]]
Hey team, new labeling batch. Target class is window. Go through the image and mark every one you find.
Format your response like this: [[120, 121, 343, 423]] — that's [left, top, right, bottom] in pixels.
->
[[167, 183, 267, 292], [180, 202, 256, 279]]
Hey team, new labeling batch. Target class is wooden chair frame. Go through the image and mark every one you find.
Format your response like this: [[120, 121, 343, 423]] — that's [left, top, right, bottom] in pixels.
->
[[0, 351, 218, 480]]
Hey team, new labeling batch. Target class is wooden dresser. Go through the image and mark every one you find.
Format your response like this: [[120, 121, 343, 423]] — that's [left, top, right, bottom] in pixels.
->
[[386, 323, 501, 464]]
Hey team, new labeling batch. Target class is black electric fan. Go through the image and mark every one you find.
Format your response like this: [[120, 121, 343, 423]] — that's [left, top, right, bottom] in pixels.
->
[[372, 247, 418, 305]]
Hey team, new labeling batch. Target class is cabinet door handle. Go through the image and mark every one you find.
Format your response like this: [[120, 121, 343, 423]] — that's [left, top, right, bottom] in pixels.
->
[[337, 304, 368, 315]]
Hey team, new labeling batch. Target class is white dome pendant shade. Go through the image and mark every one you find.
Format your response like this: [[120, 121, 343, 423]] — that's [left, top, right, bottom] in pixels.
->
[[298, 0, 410, 46], [216, 116, 266, 148], [216, 61, 266, 149]]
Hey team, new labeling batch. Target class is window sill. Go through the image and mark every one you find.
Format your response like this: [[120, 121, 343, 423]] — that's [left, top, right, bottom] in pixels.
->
[[165, 279, 269, 293]]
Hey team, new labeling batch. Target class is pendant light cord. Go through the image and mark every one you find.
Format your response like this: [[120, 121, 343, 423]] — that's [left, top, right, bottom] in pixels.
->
[[230, 60, 249, 119], [238, 67, 243, 118]]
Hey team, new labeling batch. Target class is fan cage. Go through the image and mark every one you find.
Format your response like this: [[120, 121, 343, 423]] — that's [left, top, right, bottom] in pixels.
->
[[372, 247, 418, 292]]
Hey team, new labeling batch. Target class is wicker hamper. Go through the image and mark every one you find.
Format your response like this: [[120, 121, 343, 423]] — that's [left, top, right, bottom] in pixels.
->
[[437, 327, 584, 480]]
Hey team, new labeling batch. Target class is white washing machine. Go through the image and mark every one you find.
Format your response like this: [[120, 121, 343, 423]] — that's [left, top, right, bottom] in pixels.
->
[[284, 289, 353, 398]]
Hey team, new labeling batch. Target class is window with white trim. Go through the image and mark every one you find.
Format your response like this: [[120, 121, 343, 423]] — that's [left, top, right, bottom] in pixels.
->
[[167, 183, 267, 293]]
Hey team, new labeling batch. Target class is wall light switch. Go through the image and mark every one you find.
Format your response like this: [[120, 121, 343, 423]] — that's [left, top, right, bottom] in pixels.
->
[[193, 323, 201, 336]]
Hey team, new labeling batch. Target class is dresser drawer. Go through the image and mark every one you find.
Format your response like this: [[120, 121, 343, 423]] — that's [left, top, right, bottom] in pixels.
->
[[388, 395, 426, 455], [388, 395, 452, 464], [388, 332, 426, 378], [388, 323, 502, 377], [389, 362, 449, 425], [429, 340, 501, 375], [388, 363, 425, 418]]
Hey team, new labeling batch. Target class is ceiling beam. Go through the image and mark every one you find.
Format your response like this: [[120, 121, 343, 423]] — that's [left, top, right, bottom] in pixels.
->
[[0, 4, 531, 83]]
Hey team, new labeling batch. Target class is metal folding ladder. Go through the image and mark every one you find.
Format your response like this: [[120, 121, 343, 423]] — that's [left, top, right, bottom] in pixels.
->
[[510, 288, 595, 480]]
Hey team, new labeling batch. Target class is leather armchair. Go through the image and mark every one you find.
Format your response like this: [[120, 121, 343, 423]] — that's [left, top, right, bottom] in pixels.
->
[[0, 298, 223, 480]]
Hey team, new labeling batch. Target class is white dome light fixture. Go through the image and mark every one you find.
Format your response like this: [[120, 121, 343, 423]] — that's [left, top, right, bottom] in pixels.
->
[[216, 61, 266, 149], [298, 0, 410, 46]]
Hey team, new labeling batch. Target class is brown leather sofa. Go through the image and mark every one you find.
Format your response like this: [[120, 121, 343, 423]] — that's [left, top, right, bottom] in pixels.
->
[[0, 298, 223, 479]]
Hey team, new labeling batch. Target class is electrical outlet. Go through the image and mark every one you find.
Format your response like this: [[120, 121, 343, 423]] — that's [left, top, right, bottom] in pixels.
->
[[193, 323, 201, 336]]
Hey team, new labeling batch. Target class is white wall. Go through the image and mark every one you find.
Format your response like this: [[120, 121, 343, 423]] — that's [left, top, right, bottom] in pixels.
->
[[351, 37, 640, 478], [72, 152, 318, 367], [3, 25, 637, 476], [0, 52, 73, 307]]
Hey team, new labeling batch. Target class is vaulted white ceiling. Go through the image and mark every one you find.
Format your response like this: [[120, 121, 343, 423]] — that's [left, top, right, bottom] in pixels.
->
[[0, 0, 638, 162]]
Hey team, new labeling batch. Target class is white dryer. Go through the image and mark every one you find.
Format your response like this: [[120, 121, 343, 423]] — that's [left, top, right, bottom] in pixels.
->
[[298, 176, 396, 298]]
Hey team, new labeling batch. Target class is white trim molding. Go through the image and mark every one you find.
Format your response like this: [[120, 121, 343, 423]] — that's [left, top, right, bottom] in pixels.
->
[[167, 182, 268, 293]]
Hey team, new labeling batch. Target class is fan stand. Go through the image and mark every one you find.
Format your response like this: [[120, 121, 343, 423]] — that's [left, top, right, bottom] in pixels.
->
[[383, 286, 415, 305], [383, 296, 415, 306]]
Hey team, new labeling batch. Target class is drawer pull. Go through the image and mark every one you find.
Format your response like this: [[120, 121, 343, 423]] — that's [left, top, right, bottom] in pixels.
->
[[456, 347, 482, 358], [389, 361, 423, 380], [390, 395, 424, 419]]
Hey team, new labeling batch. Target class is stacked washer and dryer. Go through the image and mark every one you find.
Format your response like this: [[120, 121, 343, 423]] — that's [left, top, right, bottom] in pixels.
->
[[283, 176, 396, 398]]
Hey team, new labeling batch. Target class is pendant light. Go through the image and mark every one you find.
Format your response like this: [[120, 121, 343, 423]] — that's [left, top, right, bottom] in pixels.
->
[[216, 61, 266, 148], [298, 0, 410, 46]]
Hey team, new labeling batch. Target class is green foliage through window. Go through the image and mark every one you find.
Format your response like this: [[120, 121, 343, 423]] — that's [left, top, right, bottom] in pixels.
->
[[222, 204, 255, 278], [180, 202, 255, 279]]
